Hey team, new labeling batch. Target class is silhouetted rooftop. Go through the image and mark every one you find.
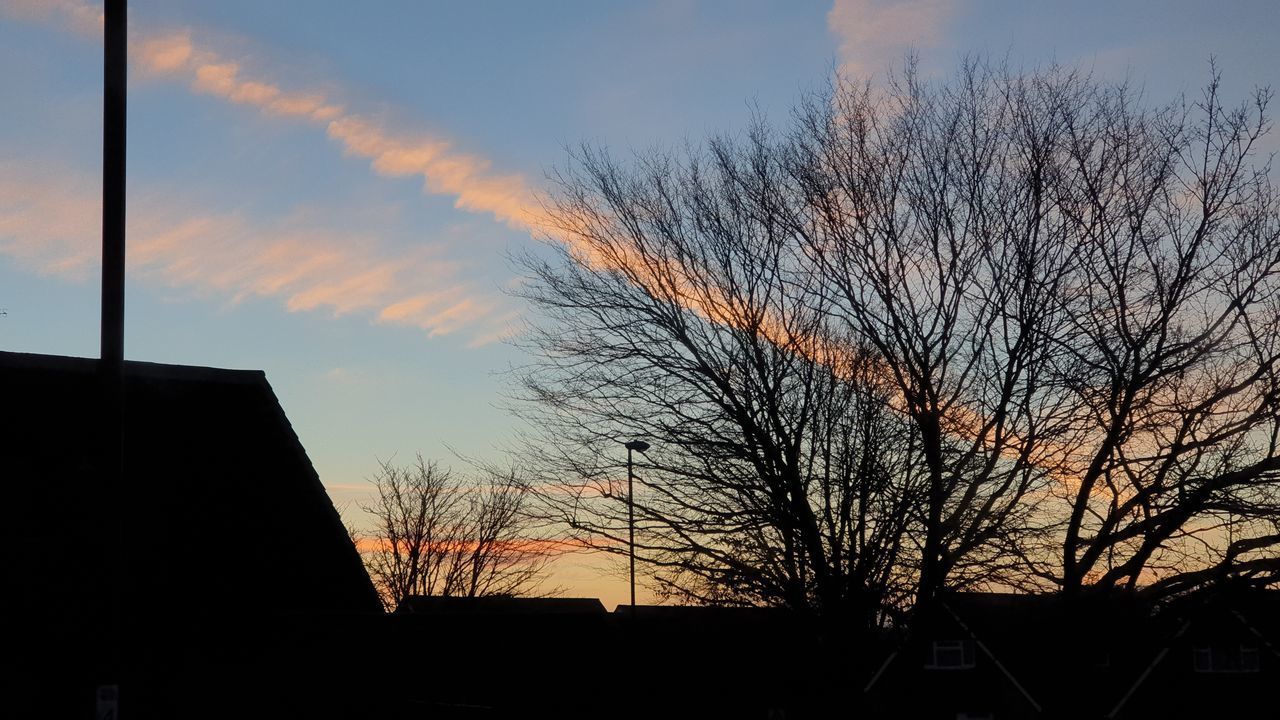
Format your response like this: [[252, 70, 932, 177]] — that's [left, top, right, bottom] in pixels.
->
[[0, 351, 380, 716], [397, 595, 606, 615], [610, 603, 792, 620]]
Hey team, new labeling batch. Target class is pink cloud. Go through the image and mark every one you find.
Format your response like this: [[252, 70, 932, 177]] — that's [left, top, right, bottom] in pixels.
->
[[126, 25, 536, 229], [0, 161, 100, 279], [1, 2, 533, 344], [0, 0, 102, 37], [0, 160, 515, 344], [12, 3, 532, 231], [326, 117, 539, 231], [827, 0, 956, 78]]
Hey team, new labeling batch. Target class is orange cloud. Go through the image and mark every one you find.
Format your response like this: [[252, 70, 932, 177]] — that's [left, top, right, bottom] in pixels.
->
[[0, 161, 100, 279], [13, 3, 532, 232], [326, 117, 539, 230], [134, 29, 346, 122], [127, 25, 534, 228], [0, 160, 514, 344], [2, 3, 533, 343], [133, 31, 193, 74], [352, 535, 585, 556]]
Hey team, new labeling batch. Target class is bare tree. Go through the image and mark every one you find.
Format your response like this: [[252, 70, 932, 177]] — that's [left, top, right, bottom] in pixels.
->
[[795, 61, 1280, 602], [517, 59, 1280, 616], [515, 128, 925, 627], [354, 455, 556, 610], [1047, 72, 1280, 600], [792, 62, 1086, 601]]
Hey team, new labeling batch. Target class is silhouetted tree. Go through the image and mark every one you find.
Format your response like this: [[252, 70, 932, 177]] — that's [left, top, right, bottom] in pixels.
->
[[1043, 73, 1280, 600], [515, 126, 926, 627], [353, 456, 555, 610], [517, 59, 1280, 615], [797, 61, 1280, 601], [792, 62, 1093, 601]]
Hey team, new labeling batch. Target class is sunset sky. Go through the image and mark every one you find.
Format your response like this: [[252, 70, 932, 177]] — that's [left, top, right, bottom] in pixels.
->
[[2, 0, 1277, 607]]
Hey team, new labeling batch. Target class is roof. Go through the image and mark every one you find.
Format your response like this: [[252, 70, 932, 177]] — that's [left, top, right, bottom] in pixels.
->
[[1108, 587, 1280, 719], [397, 595, 607, 615], [0, 351, 382, 623], [610, 603, 789, 618], [863, 591, 1161, 718]]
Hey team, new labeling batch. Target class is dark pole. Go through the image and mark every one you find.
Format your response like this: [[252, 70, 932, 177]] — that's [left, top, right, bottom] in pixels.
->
[[98, 3, 126, 718], [622, 440, 649, 618], [627, 446, 635, 615], [102, 0, 126, 365]]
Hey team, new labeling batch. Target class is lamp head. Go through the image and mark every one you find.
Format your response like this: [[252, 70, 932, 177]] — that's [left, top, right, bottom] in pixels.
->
[[624, 440, 651, 453]]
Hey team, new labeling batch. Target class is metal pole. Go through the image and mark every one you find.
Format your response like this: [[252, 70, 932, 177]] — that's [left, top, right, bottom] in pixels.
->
[[98, 4, 126, 717], [102, 0, 126, 366], [627, 446, 636, 617]]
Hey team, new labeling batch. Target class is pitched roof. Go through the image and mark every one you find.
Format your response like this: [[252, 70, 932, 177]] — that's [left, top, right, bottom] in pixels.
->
[[0, 351, 381, 623]]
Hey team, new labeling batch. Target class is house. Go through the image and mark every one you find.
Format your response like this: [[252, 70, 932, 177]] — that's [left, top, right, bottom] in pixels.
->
[[379, 598, 845, 718], [1107, 587, 1280, 719], [0, 351, 381, 718], [397, 594, 607, 615], [863, 591, 1157, 719], [864, 593, 1046, 719]]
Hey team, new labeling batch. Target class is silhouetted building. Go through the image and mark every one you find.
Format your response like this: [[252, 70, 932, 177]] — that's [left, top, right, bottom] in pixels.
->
[[398, 595, 607, 615], [6, 350, 1271, 718], [1108, 588, 1280, 719], [864, 591, 1160, 719], [0, 352, 380, 718]]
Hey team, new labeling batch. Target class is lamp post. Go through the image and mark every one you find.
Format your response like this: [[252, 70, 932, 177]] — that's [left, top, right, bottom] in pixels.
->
[[623, 439, 650, 617]]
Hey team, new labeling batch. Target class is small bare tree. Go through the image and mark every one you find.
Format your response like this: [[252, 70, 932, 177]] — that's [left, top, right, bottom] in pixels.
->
[[353, 456, 556, 610]]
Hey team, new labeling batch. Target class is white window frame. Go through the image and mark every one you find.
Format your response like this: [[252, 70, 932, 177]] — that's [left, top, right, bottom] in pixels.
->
[[1192, 644, 1261, 673], [927, 639, 975, 669]]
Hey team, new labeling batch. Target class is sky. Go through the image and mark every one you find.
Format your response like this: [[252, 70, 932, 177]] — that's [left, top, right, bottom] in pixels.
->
[[2, 0, 1278, 608]]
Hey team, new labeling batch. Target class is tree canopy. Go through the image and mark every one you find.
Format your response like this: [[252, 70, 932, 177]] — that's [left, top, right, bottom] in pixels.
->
[[514, 60, 1280, 624]]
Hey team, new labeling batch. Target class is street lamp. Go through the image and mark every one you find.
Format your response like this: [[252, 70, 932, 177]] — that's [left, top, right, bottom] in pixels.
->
[[623, 439, 650, 617]]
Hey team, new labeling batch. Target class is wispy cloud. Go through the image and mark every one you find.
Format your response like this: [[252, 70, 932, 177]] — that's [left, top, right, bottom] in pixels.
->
[[827, 0, 956, 78], [0, 159, 513, 343], [1, 0, 537, 343], [8, 0, 554, 232], [0, 0, 101, 37], [127, 25, 541, 230], [133, 30, 346, 123], [326, 117, 537, 231], [0, 160, 100, 279]]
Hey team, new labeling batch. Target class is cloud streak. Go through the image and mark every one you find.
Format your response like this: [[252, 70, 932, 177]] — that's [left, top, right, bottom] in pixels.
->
[[1, 0, 540, 343], [133, 30, 346, 123], [128, 26, 540, 230], [0, 159, 512, 343], [0, 0, 102, 37]]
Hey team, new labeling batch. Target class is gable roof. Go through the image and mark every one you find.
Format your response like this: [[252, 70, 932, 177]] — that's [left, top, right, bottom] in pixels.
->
[[1107, 588, 1280, 719], [0, 350, 381, 623], [863, 593, 1044, 713]]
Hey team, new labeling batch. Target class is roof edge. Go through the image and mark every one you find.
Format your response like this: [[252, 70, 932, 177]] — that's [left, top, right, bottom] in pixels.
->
[[0, 351, 266, 384]]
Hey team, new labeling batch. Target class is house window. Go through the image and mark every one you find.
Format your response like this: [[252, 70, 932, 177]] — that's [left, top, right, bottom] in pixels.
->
[[1192, 645, 1260, 673], [927, 640, 975, 669]]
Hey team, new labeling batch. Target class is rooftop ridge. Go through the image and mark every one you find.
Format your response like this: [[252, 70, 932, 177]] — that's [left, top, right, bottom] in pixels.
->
[[0, 350, 266, 384]]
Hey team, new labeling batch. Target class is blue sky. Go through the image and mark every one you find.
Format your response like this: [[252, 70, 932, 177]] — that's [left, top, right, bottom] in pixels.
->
[[1, 0, 1277, 606]]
